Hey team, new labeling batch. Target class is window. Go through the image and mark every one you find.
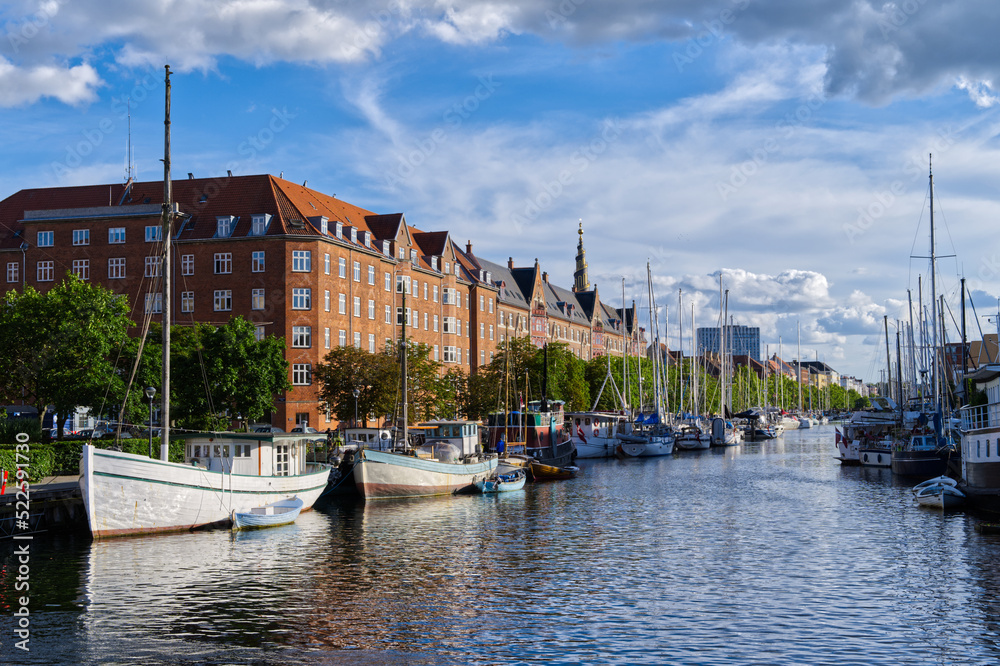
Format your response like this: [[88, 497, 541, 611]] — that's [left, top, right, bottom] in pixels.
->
[[413, 310, 419, 329], [216, 216, 234, 237], [368, 299, 375, 319], [353, 331, 361, 348], [324, 290, 331, 312], [108, 258, 126, 279], [181, 291, 194, 313], [445, 261, 450, 274], [433, 345, 439, 361], [368, 333, 376, 353], [324, 327, 331, 349], [385, 305, 391, 324], [37, 231, 53, 247], [489, 298, 493, 313], [443, 287, 452, 305], [214, 253, 232, 274], [424, 283, 428, 300], [72, 229, 90, 246], [252, 288, 264, 310], [397, 275, 410, 294], [479, 295, 484, 310], [251, 214, 271, 236], [292, 288, 311, 310], [6, 262, 18, 283], [353, 261, 361, 282], [424, 312, 428, 330], [214, 290, 232, 311], [433, 285, 438, 302], [181, 254, 194, 276], [385, 272, 391, 291], [339, 257, 346, 278], [480, 323, 485, 339], [145, 256, 162, 278], [292, 364, 311, 386], [444, 346, 457, 363], [368, 265, 375, 285], [353, 296, 361, 317], [251, 251, 265, 273], [36, 261, 53, 282], [339, 293, 346, 314], [145, 226, 161, 242], [433, 315, 439, 332], [339, 329, 347, 346], [71, 259, 89, 280], [444, 317, 456, 334], [489, 325, 494, 341], [145, 293, 163, 313], [108, 227, 125, 244], [410, 249, 418, 263], [397, 307, 411, 326], [292, 326, 311, 348], [292, 250, 312, 272], [254, 325, 265, 341]]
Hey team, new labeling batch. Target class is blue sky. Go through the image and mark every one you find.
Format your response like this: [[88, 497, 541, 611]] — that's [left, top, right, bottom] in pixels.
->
[[3, 0, 1000, 382]]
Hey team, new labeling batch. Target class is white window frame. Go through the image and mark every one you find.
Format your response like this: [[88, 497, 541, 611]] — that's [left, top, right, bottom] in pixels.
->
[[181, 291, 194, 313], [214, 289, 232, 312], [252, 288, 264, 310], [251, 251, 265, 273], [292, 326, 312, 348], [37, 231, 53, 247], [37, 260, 53, 282], [108, 227, 125, 244], [108, 257, 126, 279], [72, 229, 90, 246], [214, 252, 232, 274], [292, 250, 312, 272], [181, 254, 194, 276], [292, 288, 311, 310]]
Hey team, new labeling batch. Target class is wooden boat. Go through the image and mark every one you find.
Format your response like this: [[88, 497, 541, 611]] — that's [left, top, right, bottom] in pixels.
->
[[529, 460, 578, 481], [231, 496, 303, 531], [892, 433, 951, 478], [914, 482, 965, 510], [474, 469, 526, 493], [911, 475, 958, 495]]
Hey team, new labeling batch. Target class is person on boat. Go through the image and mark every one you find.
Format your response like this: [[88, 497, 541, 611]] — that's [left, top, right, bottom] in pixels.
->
[[497, 439, 506, 455]]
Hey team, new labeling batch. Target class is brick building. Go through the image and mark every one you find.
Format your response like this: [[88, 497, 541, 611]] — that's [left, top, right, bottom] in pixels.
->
[[0, 174, 641, 428]]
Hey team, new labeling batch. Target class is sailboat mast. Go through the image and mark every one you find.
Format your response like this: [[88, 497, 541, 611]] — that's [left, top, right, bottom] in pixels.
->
[[402, 276, 408, 447], [929, 155, 940, 411], [678, 288, 684, 417], [796, 322, 803, 413], [160, 65, 172, 461]]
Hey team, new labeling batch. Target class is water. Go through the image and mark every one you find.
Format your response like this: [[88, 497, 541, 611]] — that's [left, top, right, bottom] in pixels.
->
[[4, 426, 1000, 665]]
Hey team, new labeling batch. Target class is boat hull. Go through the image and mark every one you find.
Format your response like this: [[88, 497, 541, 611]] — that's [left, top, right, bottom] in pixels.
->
[[891, 450, 948, 479], [232, 498, 304, 530], [81, 446, 329, 538], [354, 449, 497, 499], [859, 447, 892, 468], [617, 437, 675, 457]]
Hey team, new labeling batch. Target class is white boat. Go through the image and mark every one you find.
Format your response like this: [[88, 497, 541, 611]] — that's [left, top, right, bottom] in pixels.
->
[[81, 434, 329, 538], [781, 415, 801, 430], [474, 469, 526, 493], [568, 411, 627, 459], [797, 416, 812, 429], [231, 496, 304, 531], [914, 482, 965, 509], [859, 437, 893, 468], [354, 420, 497, 499], [710, 417, 742, 447], [674, 422, 711, 450], [911, 475, 958, 495], [958, 364, 1000, 513], [616, 424, 675, 457]]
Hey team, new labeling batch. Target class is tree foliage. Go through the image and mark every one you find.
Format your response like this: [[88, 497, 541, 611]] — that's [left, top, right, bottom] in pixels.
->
[[314, 344, 398, 427]]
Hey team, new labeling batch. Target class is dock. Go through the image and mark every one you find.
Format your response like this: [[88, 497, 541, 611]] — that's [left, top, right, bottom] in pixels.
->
[[0, 475, 85, 537]]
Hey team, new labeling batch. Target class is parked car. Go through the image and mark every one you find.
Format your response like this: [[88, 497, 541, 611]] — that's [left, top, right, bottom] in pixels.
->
[[254, 426, 285, 434], [290, 426, 318, 434]]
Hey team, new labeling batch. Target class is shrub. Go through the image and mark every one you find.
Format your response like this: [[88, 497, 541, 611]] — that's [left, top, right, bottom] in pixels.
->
[[0, 444, 55, 483]]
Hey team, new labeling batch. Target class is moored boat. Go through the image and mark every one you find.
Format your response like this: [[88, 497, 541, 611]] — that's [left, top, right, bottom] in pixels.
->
[[231, 496, 304, 531], [529, 460, 578, 480], [569, 411, 627, 459], [891, 432, 951, 479], [914, 482, 965, 510], [474, 469, 527, 493]]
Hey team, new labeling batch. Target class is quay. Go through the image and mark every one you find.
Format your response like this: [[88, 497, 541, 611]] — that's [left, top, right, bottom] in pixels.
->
[[0, 475, 85, 537]]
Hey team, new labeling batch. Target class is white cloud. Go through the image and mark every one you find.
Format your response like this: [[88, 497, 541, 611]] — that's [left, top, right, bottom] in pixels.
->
[[955, 77, 1000, 108], [0, 57, 99, 106]]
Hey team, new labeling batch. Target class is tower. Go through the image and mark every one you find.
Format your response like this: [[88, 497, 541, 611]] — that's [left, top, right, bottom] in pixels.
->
[[573, 220, 590, 292]]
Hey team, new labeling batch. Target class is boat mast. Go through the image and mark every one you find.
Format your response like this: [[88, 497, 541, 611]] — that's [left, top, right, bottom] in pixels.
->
[[678, 288, 684, 417], [402, 274, 408, 448], [929, 154, 939, 412], [796, 322, 803, 413], [884, 315, 893, 405], [160, 65, 172, 461]]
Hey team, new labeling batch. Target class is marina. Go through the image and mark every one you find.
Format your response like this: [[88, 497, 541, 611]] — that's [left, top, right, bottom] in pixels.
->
[[5, 426, 1000, 665]]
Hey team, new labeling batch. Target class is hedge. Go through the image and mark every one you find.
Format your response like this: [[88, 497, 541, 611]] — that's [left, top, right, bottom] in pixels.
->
[[0, 437, 186, 483]]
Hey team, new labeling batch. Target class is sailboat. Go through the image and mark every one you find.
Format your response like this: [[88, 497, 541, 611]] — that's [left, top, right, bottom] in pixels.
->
[[353, 265, 497, 499], [80, 67, 330, 538]]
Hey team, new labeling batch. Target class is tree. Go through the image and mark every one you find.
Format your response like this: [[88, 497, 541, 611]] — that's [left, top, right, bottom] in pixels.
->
[[314, 345, 397, 427], [171, 317, 291, 430], [0, 275, 132, 437]]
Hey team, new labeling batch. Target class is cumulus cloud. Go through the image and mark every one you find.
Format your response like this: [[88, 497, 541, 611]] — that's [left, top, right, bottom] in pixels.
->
[[0, 57, 99, 106]]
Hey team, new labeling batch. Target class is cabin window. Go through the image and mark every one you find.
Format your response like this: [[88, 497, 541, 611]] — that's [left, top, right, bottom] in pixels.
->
[[222, 445, 231, 458], [575, 418, 581, 425], [275, 445, 289, 476], [214, 445, 222, 458], [585, 418, 591, 426], [978, 441, 981, 458]]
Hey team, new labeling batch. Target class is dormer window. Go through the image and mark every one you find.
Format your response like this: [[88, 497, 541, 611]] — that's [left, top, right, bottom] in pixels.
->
[[250, 214, 271, 236], [364, 231, 371, 248], [399, 247, 405, 260], [216, 216, 235, 238], [335, 222, 343, 239], [486, 271, 491, 283], [454, 263, 460, 277], [444, 261, 450, 274], [350, 227, 357, 244], [410, 249, 417, 263], [383, 240, 390, 255], [431, 257, 438, 271]]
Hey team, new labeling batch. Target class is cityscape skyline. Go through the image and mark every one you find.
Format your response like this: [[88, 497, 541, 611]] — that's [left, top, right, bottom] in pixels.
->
[[2, 2, 1000, 381]]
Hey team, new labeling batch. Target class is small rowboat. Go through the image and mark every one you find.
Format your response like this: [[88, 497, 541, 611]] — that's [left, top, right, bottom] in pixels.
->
[[911, 475, 958, 495], [529, 460, 579, 481], [474, 469, 527, 493], [231, 496, 304, 531], [914, 483, 965, 510]]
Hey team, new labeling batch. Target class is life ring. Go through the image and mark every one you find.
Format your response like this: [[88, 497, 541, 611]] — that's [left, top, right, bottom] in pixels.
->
[[593, 428, 599, 437]]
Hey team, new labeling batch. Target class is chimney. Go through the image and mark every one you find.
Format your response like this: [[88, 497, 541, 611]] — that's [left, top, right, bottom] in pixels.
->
[[302, 180, 308, 187], [508, 257, 514, 270], [466, 240, 473, 255], [542, 272, 548, 283], [187, 173, 193, 179], [227, 170, 233, 177]]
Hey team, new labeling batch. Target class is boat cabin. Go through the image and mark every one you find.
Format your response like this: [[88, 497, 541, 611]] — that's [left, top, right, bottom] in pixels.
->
[[344, 427, 394, 451], [410, 420, 481, 461], [178, 432, 317, 476], [566, 412, 624, 441]]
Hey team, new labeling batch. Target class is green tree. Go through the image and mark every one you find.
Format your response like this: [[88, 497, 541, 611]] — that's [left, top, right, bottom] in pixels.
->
[[0, 275, 132, 437], [314, 345, 398, 427]]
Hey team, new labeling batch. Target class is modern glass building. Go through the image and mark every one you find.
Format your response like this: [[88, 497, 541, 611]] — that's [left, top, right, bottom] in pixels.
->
[[697, 325, 761, 362]]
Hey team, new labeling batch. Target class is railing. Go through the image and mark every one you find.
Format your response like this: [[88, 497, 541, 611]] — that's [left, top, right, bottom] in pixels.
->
[[960, 403, 1000, 431]]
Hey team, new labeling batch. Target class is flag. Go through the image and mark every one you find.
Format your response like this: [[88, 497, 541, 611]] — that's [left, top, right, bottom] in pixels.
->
[[835, 428, 843, 444], [577, 424, 587, 443]]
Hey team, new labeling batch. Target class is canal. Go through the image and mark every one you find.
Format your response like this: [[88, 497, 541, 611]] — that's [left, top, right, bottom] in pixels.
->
[[3, 425, 999, 665]]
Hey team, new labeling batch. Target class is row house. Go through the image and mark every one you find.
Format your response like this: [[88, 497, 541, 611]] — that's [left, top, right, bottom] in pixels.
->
[[0, 174, 637, 428]]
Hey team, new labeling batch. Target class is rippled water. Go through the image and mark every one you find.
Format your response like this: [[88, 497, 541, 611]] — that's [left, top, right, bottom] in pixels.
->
[[4, 426, 1000, 665]]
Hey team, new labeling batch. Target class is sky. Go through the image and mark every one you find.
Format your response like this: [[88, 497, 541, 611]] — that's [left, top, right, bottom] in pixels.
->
[[2, 0, 1000, 382]]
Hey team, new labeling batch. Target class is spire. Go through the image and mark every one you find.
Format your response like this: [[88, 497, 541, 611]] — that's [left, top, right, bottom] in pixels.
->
[[573, 219, 590, 292]]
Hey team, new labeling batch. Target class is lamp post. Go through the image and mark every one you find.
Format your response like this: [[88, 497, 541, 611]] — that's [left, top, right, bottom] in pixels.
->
[[145, 386, 156, 458], [353, 387, 360, 428], [19, 241, 28, 287]]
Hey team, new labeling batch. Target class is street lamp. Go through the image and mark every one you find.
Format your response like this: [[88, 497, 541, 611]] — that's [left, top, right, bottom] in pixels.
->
[[145, 386, 156, 458], [19, 241, 28, 287], [352, 387, 360, 428]]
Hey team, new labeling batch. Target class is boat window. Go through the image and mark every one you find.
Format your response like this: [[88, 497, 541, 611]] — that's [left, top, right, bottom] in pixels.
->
[[214, 445, 222, 458], [190, 445, 198, 458], [222, 445, 231, 458], [585, 418, 591, 426], [575, 418, 581, 426], [275, 444, 289, 476]]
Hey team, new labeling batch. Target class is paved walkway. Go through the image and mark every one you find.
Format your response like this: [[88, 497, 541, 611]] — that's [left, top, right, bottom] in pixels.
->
[[1, 475, 79, 495]]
